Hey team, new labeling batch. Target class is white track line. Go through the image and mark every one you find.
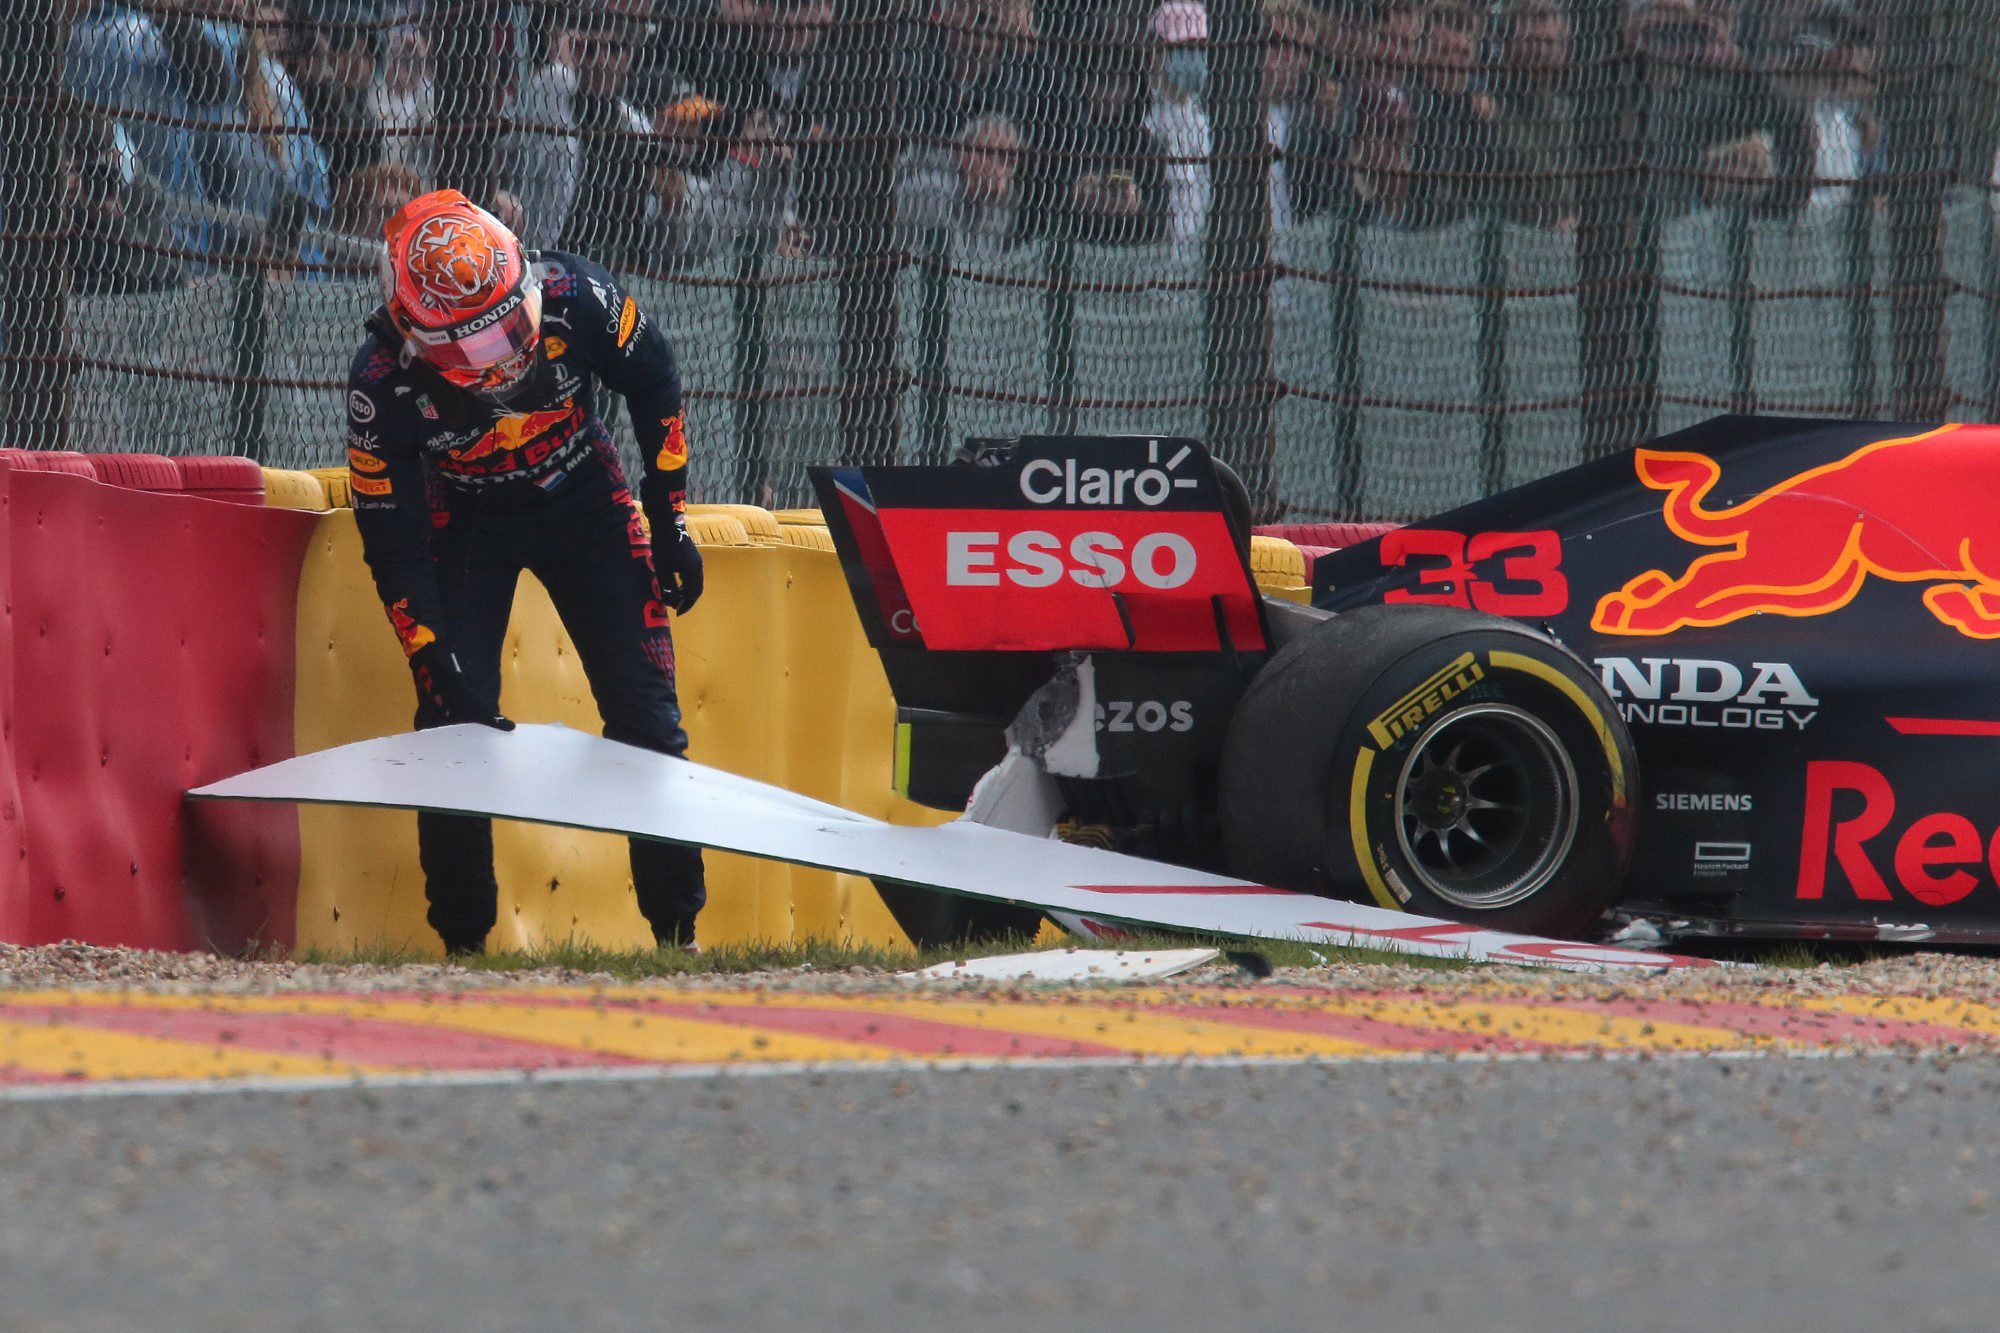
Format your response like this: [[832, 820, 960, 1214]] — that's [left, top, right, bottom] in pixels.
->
[[0, 1042, 1873, 1104]]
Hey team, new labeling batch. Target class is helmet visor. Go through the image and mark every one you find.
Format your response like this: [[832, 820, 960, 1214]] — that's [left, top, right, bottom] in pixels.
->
[[402, 281, 542, 384]]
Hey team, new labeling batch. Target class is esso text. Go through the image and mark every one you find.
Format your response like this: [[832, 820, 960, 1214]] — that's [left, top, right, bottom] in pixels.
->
[[945, 530, 1199, 590]]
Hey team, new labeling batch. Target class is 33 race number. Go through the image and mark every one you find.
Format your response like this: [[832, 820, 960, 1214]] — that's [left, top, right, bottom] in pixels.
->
[[1381, 529, 1569, 617]]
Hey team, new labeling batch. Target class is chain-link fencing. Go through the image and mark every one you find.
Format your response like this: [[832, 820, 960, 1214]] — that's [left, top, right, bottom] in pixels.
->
[[4, 1, 1998, 519]]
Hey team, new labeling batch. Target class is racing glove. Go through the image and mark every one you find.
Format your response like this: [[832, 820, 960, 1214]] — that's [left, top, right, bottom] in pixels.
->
[[642, 476, 704, 614], [655, 526, 704, 614], [410, 642, 514, 732]]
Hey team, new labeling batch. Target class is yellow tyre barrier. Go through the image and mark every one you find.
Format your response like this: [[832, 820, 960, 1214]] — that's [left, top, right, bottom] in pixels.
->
[[261, 468, 331, 511]]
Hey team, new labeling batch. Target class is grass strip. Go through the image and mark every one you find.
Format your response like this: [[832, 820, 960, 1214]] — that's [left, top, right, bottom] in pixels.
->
[[289, 930, 1490, 978]]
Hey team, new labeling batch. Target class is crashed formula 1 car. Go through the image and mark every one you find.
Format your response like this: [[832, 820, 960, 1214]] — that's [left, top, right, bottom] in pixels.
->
[[813, 416, 2000, 947]]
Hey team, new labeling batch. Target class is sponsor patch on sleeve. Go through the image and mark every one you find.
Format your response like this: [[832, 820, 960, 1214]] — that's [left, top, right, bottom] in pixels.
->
[[617, 295, 639, 348], [350, 472, 392, 497], [655, 413, 688, 471], [348, 444, 387, 474], [348, 389, 376, 423]]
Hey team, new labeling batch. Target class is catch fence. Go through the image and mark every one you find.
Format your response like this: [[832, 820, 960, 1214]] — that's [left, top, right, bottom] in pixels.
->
[[4, 1, 1999, 519]]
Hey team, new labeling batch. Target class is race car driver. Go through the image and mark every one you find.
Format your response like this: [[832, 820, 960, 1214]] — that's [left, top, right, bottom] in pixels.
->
[[344, 188, 706, 955]]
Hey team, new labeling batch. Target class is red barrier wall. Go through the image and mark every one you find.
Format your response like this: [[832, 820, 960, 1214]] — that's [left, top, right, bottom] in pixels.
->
[[1254, 522, 1399, 551], [0, 467, 23, 925], [1, 460, 316, 950]]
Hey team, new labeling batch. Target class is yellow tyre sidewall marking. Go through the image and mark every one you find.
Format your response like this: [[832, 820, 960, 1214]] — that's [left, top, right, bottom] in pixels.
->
[[1346, 744, 1404, 912]]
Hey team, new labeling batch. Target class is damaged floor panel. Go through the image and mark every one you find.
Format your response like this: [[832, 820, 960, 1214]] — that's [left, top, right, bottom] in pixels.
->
[[190, 724, 1714, 974]]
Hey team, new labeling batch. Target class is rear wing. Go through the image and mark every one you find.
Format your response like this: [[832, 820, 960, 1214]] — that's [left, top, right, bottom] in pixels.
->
[[812, 435, 1264, 657], [811, 436, 1268, 808]]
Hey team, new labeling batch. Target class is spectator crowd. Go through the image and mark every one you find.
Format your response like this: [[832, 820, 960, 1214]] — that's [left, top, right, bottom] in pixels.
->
[[56, 0, 1897, 292]]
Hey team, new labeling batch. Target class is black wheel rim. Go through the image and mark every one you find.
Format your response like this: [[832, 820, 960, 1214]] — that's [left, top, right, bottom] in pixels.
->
[[1392, 704, 1578, 910]]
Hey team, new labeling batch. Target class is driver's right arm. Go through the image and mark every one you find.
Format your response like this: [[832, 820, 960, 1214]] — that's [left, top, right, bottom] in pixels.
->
[[345, 362, 446, 662]]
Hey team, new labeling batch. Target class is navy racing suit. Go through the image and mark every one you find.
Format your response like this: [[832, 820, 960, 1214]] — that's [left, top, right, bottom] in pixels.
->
[[345, 249, 705, 952]]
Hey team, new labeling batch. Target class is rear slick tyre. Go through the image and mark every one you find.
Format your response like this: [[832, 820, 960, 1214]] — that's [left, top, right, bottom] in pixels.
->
[[1217, 604, 1638, 938]]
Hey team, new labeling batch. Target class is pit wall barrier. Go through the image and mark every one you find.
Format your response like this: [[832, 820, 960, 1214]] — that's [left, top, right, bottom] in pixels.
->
[[3, 451, 1316, 955]]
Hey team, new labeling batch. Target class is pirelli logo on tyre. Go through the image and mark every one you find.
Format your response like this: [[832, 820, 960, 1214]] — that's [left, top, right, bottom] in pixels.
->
[[1366, 652, 1484, 748]]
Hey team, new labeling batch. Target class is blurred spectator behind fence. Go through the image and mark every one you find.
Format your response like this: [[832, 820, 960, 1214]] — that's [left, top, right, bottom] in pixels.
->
[[1061, 19, 1169, 245], [1489, 0, 1576, 229], [646, 94, 745, 269], [204, 4, 333, 264], [67, 2, 237, 255], [552, 12, 655, 271], [1146, 2, 1211, 241], [1767, 3, 1880, 212], [490, 188, 528, 237], [690, 1, 837, 254], [899, 111, 1024, 250], [902, 1, 1082, 238], [419, 0, 509, 207], [368, 24, 435, 187], [282, 13, 379, 191], [1337, 78, 1417, 227], [669, 1, 833, 124], [1261, 0, 1317, 232], [1261, 0, 1346, 228], [329, 160, 422, 258], [1627, 0, 1808, 218], [68, 114, 187, 295], [1405, 2, 1494, 228], [502, 18, 584, 250]]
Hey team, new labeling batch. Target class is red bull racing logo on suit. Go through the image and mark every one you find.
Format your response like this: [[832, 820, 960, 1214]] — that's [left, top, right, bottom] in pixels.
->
[[1594, 423, 2000, 639], [450, 406, 579, 468]]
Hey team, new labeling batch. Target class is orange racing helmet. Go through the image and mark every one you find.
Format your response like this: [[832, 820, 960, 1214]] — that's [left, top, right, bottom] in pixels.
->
[[381, 189, 541, 394]]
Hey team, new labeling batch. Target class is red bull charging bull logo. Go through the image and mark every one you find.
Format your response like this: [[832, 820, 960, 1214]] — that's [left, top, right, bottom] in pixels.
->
[[1593, 423, 2000, 639], [455, 407, 575, 464]]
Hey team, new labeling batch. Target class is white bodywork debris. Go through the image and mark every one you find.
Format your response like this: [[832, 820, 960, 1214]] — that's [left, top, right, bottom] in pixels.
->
[[189, 724, 1719, 973], [904, 947, 1220, 984]]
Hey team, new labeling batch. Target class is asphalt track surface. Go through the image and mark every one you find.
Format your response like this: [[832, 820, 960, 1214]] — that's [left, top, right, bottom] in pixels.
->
[[5, 1048, 2000, 1332]]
